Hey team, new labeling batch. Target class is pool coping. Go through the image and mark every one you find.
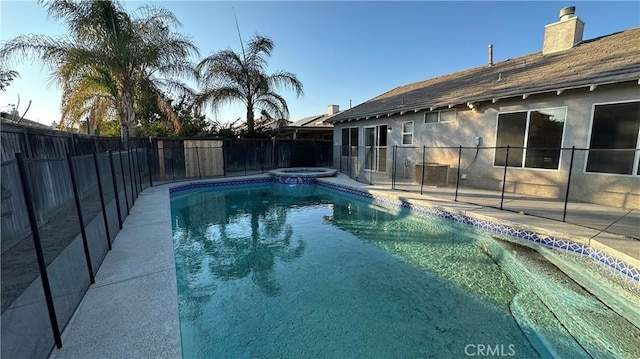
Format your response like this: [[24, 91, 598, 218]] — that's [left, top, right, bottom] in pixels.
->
[[50, 173, 638, 358], [268, 167, 338, 181]]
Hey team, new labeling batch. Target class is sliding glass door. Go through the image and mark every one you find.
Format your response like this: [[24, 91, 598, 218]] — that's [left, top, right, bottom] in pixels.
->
[[364, 125, 388, 171]]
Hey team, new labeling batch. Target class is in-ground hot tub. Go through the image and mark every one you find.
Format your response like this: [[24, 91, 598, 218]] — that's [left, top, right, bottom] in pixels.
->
[[269, 167, 337, 184]]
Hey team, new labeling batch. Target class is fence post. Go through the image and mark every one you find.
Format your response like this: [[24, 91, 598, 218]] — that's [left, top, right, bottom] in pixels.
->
[[129, 149, 142, 199], [195, 146, 202, 179], [128, 148, 137, 196], [500, 145, 510, 210], [118, 150, 130, 214], [69, 133, 77, 155], [455, 145, 462, 202], [369, 146, 374, 185], [134, 146, 143, 192], [222, 141, 227, 177], [93, 152, 112, 250], [108, 151, 123, 228], [139, 148, 145, 190], [420, 146, 426, 195], [260, 141, 265, 173], [170, 146, 175, 182], [15, 153, 63, 349], [356, 146, 360, 182], [135, 147, 142, 192], [392, 145, 397, 190], [127, 149, 136, 199], [66, 153, 95, 284], [146, 146, 154, 187], [21, 126, 33, 158], [243, 142, 248, 175], [562, 146, 576, 222], [348, 146, 352, 178]]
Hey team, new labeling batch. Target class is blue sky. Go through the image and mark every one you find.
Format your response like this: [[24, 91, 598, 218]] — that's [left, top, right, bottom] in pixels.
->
[[1, 1, 639, 126]]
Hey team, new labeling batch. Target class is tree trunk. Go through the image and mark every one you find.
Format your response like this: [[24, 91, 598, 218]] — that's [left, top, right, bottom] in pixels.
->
[[119, 88, 136, 148], [246, 105, 255, 133]]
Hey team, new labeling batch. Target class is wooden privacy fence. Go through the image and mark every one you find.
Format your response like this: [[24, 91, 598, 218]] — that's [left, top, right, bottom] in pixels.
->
[[157, 139, 225, 179], [0, 123, 125, 162], [184, 140, 224, 177]]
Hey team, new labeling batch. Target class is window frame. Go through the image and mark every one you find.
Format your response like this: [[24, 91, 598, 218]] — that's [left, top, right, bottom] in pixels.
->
[[424, 109, 456, 124], [492, 106, 567, 171], [401, 121, 414, 146], [583, 99, 640, 177], [341, 126, 359, 156]]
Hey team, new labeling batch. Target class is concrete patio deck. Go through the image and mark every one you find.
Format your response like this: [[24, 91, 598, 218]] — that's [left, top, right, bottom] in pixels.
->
[[48, 173, 639, 358]]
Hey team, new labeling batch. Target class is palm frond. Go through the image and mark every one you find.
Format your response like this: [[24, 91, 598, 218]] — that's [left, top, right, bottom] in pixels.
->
[[196, 86, 246, 113], [135, 5, 181, 30], [255, 92, 289, 119], [245, 35, 273, 72], [153, 59, 198, 80], [268, 71, 304, 98], [152, 77, 196, 100], [11, 1, 198, 140]]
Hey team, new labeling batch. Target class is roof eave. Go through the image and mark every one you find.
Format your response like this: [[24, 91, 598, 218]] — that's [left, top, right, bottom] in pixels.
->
[[327, 78, 640, 123]]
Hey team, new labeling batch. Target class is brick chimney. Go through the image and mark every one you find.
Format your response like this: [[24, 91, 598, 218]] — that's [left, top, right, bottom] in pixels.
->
[[543, 6, 584, 55], [328, 104, 339, 116]]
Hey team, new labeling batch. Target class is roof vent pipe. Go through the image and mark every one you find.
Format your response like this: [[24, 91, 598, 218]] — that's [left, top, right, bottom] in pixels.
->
[[559, 6, 575, 21], [488, 44, 493, 67]]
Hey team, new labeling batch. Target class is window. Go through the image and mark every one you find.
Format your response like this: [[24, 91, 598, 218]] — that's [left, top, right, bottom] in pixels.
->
[[425, 109, 456, 124], [586, 101, 640, 175], [494, 108, 566, 169], [402, 121, 413, 145], [341, 127, 359, 156]]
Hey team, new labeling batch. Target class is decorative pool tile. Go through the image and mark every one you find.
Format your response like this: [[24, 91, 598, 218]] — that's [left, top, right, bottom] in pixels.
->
[[169, 178, 272, 194], [274, 176, 317, 185], [316, 182, 639, 282]]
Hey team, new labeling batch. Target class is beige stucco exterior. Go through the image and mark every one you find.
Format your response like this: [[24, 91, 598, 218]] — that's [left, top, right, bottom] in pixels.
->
[[333, 82, 640, 209]]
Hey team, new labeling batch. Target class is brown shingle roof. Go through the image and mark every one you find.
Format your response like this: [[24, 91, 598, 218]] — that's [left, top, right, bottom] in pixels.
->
[[327, 28, 640, 123], [291, 113, 336, 127]]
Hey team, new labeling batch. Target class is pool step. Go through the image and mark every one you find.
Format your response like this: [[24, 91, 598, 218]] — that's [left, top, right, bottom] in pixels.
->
[[537, 247, 640, 329], [481, 236, 640, 359], [510, 291, 587, 359]]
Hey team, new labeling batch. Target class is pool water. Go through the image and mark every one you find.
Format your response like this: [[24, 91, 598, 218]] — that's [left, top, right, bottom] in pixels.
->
[[170, 183, 638, 358]]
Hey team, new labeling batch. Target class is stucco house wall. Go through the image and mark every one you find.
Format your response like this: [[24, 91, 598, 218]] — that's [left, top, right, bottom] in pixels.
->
[[329, 7, 638, 209], [332, 82, 639, 209]]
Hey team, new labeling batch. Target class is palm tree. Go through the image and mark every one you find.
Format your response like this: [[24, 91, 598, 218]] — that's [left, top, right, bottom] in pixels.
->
[[0, 0, 198, 144], [196, 35, 303, 133], [0, 67, 19, 92], [58, 67, 117, 133]]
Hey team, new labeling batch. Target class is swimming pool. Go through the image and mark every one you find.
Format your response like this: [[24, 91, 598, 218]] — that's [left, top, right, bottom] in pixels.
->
[[170, 181, 640, 358]]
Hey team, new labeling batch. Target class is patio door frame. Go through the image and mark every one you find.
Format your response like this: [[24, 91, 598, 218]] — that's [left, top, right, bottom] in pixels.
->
[[364, 125, 388, 172]]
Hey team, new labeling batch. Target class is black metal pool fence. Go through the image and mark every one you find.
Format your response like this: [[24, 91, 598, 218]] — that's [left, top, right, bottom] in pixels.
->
[[1, 136, 637, 358], [337, 145, 639, 231], [0, 138, 332, 358]]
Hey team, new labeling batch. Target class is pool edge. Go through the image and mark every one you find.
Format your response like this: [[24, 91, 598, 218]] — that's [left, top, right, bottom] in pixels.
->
[[168, 177, 639, 282]]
